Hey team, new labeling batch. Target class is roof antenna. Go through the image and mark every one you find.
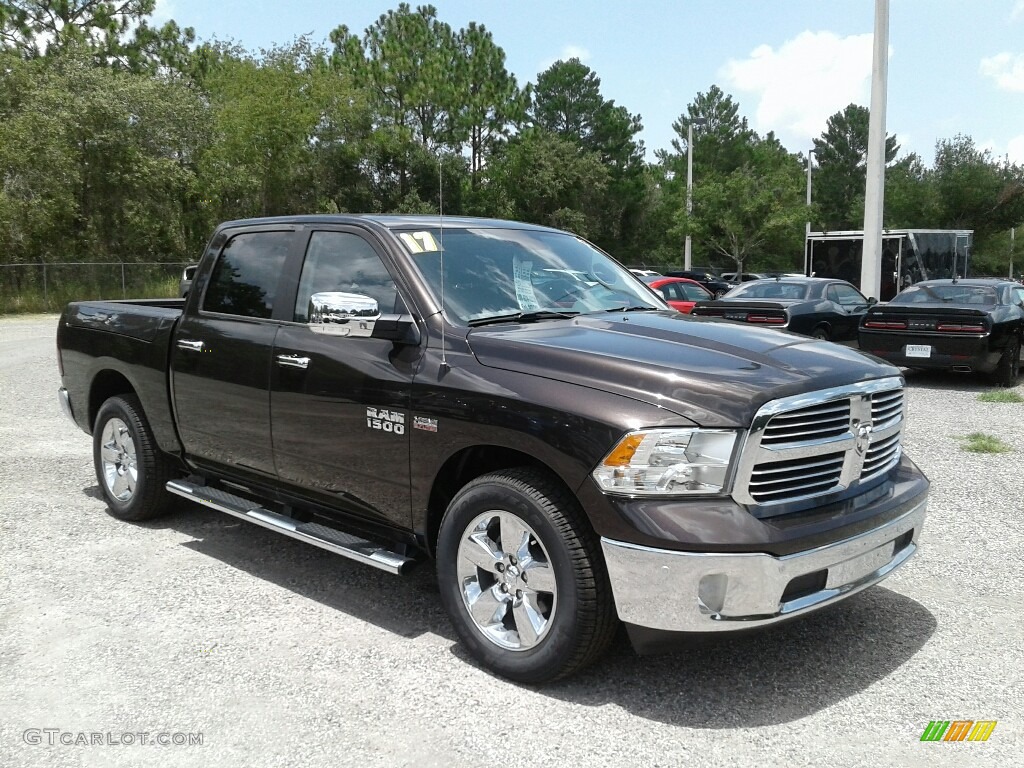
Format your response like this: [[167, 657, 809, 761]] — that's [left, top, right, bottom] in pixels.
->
[[438, 156, 449, 372]]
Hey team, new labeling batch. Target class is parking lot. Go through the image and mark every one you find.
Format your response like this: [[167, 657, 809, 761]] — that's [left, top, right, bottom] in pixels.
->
[[1, 313, 1020, 767]]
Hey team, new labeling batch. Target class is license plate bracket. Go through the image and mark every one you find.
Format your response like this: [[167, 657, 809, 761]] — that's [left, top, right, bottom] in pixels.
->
[[826, 541, 896, 588]]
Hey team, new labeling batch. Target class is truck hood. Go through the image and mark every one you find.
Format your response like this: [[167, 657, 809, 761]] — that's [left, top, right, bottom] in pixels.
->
[[466, 311, 899, 427]]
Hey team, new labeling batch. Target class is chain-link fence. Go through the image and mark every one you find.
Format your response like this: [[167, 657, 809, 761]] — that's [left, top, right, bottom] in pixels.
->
[[0, 262, 190, 314]]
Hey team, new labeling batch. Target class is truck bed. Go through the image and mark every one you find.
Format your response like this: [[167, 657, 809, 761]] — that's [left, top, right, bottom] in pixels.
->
[[58, 298, 185, 453]]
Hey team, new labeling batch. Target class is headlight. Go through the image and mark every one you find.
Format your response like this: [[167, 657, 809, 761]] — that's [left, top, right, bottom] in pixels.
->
[[592, 429, 737, 496]]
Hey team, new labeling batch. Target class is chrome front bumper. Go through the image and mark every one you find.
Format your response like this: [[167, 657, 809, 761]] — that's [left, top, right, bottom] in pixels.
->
[[601, 500, 926, 632]]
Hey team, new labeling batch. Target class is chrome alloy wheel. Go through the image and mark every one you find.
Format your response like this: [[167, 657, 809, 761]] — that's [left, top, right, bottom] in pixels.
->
[[99, 417, 138, 502], [455, 510, 558, 651]]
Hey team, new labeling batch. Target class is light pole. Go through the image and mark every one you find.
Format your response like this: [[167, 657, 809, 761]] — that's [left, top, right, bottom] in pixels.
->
[[860, 0, 890, 299], [805, 148, 816, 273], [1009, 226, 1015, 280], [684, 117, 707, 270]]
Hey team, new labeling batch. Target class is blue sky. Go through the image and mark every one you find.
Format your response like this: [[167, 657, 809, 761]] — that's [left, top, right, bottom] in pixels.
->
[[154, 0, 1024, 165]]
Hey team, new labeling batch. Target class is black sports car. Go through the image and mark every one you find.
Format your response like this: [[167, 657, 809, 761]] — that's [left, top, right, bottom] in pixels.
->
[[690, 277, 874, 341], [859, 278, 1024, 385]]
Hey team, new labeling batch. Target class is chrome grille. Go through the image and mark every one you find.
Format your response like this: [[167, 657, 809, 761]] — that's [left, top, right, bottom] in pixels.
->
[[733, 377, 905, 509], [871, 389, 903, 429], [760, 400, 850, 446], [863, 432, 902, 479], [747, 452, 846, 503]]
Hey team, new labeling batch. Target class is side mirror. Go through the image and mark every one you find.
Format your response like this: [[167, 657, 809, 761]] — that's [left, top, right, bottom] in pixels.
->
[[309, 292, 380, 337], [867, 296, 878, 306]]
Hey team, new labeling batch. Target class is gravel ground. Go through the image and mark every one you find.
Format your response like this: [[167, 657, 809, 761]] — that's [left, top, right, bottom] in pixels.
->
[[0, 313, 1021, 768]]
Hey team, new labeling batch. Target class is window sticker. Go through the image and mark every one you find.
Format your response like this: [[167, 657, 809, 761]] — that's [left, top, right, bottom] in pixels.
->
[[399, 231, 442, 254], [513, 255, 541, 311]]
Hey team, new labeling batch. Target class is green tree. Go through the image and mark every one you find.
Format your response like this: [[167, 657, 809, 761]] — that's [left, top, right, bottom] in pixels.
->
[[0, 1, 192, 72], [453, 21, 527, 187], [663, 85, 757, 179], [689, 140, 806, 275], [652, 86, 762, 267], [198, 39, 333, 219], [931, 135, 1024, 236], [883, 152, 939, 229], [0, 50, 208, 270], [812, 104, 899, 230], [931, 135, 1024, 274], [1, 1, 152, 55], [531, 58, 605, 142], [529, 58, 647, 255], [331, 4, 462, 202], [483, 128, 609, 238]]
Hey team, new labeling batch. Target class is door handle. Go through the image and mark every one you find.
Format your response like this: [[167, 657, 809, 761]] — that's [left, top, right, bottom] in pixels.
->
[[276, 354, 310, 370], [177, 339, 204, 352]]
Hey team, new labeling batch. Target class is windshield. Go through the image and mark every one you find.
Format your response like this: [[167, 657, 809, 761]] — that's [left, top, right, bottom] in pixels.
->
[[397, 227, 664, 324], [726, 281, 809, 300], [892, 284, 997, 305]]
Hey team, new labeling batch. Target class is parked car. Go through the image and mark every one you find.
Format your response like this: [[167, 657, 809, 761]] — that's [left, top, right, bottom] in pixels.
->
[[691, 277, 875, 342], [720, 272, 766, 283], [57, 215, 928, 683], [859, 278, 1024, 385], [662, 270, 732, 297], [641, 276, 712, 313]]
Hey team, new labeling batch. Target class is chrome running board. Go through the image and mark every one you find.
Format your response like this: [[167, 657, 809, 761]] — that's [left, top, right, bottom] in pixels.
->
[[166, 479, 414, 575]]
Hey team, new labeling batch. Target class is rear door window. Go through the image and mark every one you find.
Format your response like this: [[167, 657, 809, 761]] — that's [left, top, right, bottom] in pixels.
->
[[203, 232, 292, 318]]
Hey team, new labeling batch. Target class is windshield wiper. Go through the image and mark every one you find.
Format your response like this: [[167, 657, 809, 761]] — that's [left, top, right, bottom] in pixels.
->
[[467, 310, 580, 327], [601, 305, 660, 313]]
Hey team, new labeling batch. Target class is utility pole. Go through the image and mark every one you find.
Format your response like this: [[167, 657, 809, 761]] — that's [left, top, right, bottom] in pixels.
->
[[1010, 227, 1016, 280], [805, 148, 815, 273], [684, 117, 706, 270], [860, 0, 889, 300]]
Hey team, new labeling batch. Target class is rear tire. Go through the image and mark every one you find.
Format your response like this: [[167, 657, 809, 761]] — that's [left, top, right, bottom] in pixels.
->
[[436, 467, 617, 683], [811, 325, 830, 341], [93, 394, 176, 521], [994, 338, 1021, 387]]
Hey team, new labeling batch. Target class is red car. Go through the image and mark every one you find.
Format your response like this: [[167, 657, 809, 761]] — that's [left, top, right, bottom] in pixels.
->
[[641, 276, 713, 313]]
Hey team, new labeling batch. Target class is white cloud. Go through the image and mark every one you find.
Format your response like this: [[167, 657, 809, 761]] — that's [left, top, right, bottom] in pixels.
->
[[537, 44, 592, 74], [152, 0, 176, 24], [1013, 1, 1024, 21], [720, 30, 876, 147], [1008, 134, 1024, 164], [979, 52, 1024, 92], [561, 45, 591, 62]]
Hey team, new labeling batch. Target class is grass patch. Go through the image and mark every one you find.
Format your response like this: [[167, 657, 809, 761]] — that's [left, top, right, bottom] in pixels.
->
[[961, 432, 1012, 453], [978, 390, 1024, 403], [1, 269, 180, 315]]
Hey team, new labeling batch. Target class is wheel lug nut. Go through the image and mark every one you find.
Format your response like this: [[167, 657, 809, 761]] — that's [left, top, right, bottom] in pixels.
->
[[496, 563, 504, 572], [516, 590, 523, 599]]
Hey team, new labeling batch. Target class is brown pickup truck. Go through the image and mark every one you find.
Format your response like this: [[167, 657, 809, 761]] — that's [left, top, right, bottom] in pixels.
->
[[57, 215, 929, 682]]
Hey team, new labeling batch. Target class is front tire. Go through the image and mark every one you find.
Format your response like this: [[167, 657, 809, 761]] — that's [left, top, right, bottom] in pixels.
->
[[93, 394, 175, 521], [436, 468, 617, 683], [994, 337, 1021, 387]]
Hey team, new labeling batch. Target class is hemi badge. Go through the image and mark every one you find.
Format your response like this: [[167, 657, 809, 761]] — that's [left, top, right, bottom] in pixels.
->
[[414, 416, 438, 433]]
